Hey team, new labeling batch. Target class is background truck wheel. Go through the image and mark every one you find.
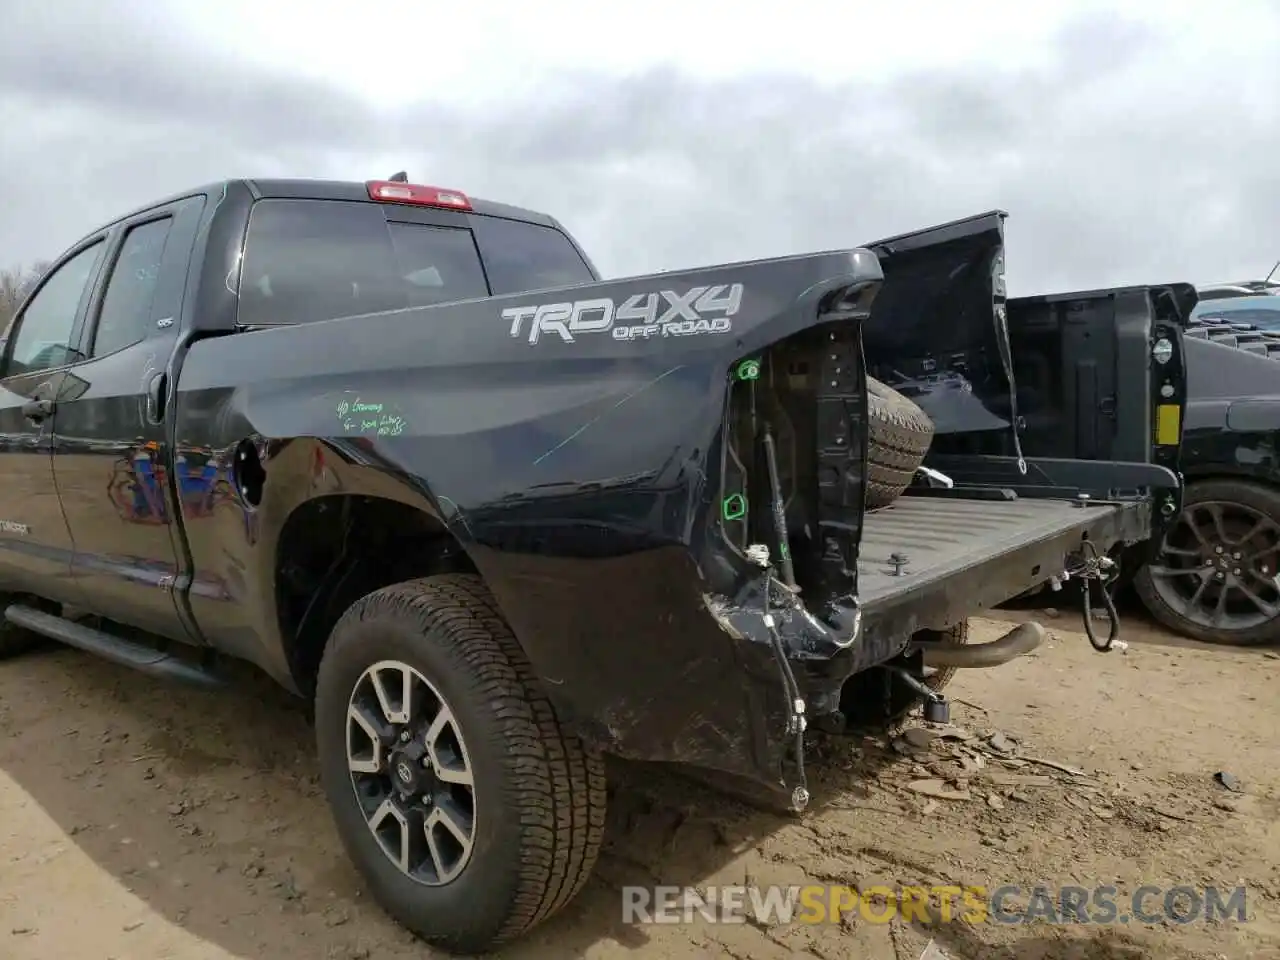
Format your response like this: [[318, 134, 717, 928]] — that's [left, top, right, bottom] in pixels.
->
[[314, 573, 607, 955], [1134, 478, 1280, 646], [866, 376, 935, 509]]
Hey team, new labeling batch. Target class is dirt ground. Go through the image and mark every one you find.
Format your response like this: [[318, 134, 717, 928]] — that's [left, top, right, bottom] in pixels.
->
[[1, 609, 1277, 960]]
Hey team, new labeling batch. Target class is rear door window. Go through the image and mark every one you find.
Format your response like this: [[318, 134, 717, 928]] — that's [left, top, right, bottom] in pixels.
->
[[91, 217, 174, 356], [469, 215, 595, 295], [237, 199, 489, 327]]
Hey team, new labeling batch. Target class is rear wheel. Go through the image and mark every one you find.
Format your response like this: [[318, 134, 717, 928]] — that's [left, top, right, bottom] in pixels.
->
[[315, 574, 606, 954], [1134, 478, 1280, 646], [866, 377, 935, 509]]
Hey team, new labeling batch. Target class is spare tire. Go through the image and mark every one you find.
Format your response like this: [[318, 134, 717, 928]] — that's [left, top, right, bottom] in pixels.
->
[[866, 376, 934, 509]]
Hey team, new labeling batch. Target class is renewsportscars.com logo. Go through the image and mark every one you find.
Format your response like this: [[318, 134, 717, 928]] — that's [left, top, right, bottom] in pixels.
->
[[621, 883, 1250, 927], [503, 284, 745, 345]]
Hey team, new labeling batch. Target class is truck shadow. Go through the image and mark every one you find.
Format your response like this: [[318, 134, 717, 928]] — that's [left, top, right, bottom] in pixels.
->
[[0, 643, 915, 960]]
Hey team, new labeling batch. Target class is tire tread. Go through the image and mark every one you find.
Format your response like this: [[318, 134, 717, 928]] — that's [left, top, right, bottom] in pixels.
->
[[866, 376, 935, 508]]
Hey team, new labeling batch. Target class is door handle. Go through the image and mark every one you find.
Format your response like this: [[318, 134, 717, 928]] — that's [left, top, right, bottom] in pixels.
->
[[21, 398, 54, 423], [146, 372, 168, 425]]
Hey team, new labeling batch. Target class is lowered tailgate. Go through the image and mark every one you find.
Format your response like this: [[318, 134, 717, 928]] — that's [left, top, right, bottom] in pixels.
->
[[856, 495, 1149, 641]]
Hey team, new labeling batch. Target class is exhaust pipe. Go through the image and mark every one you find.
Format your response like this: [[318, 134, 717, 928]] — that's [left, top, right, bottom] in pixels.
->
[[919, 621, 1046, 669]]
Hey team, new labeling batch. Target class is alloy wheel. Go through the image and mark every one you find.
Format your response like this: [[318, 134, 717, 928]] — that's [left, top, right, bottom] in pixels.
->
[[345, 659, 477, 885], [1146, 499, 1280, 632]]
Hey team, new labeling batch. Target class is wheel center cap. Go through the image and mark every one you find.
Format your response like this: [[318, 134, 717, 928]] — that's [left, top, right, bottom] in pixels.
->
[[389, 742, 429, 795]]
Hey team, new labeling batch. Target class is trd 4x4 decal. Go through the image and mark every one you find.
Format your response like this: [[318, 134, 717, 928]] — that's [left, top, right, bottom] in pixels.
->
[[503, 284, 745, 345]]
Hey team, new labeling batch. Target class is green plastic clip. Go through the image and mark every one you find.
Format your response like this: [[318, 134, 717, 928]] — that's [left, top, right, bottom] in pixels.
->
[[722, 494, 747, 521], [734, 358, 761, 381]]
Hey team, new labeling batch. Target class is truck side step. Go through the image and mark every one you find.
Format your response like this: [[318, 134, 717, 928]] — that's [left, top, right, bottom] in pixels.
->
[[4, 605, 225, 690]]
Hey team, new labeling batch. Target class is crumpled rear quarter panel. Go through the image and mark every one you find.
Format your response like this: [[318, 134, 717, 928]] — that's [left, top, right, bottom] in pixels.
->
[[173, 250, 883, 798]]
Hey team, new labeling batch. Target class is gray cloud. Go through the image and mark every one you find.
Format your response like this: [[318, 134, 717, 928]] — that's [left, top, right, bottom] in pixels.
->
[[2, 3, 1278, 296]]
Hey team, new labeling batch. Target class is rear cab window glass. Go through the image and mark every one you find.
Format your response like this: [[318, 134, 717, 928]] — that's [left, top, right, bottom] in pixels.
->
[[237, 200, 489, 327], [469, 216, 595, 295], [387, 223, 488, 307]]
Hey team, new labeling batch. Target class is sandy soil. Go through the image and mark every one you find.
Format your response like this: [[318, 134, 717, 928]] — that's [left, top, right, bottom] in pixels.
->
[[1, 610, 1277, 960]]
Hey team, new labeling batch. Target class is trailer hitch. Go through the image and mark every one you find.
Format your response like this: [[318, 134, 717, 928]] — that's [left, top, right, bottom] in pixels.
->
[[882, 665, 951, 724]]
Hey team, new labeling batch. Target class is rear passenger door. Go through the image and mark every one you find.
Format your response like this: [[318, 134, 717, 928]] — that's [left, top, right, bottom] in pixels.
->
[[50, 195, 207, 641]]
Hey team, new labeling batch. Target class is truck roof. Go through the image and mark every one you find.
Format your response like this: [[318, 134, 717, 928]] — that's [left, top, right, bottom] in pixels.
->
[[95, 177, 564, 236]]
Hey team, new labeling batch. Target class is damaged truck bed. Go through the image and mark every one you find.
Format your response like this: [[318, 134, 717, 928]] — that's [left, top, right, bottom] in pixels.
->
[[693, 212, 1189, 815]]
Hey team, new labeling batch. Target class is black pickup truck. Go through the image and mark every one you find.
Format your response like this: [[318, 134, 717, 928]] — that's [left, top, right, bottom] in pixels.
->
[[1131, 330, 1280, 645], [0, 178, 1185, 953]]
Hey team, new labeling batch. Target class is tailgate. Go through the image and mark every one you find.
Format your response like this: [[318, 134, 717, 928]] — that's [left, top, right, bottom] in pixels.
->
[[855, 495, 1148, 653]]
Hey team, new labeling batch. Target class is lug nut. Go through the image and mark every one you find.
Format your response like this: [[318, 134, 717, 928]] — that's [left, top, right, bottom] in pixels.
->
[[400, 731, 411, 742], [1215, 546, 1224, 554]]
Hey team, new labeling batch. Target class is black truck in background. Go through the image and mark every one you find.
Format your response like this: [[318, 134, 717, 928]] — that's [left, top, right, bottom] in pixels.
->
[[928, 300, 1280, 648], [0, 178, 1185, 953], [1130, 333, 1280, 645]]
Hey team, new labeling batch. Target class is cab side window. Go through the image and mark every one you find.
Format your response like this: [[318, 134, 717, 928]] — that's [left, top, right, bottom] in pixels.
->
[[4, 241, 105, 376], [91, 218, 174, 357]]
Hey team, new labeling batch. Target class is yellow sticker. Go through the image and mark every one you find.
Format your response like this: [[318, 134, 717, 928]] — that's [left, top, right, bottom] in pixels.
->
[[1155, 404, 1181, 446]]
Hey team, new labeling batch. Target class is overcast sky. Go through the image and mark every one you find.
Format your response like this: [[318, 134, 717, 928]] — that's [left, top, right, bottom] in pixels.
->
[[1, 0, 1277, 295]]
